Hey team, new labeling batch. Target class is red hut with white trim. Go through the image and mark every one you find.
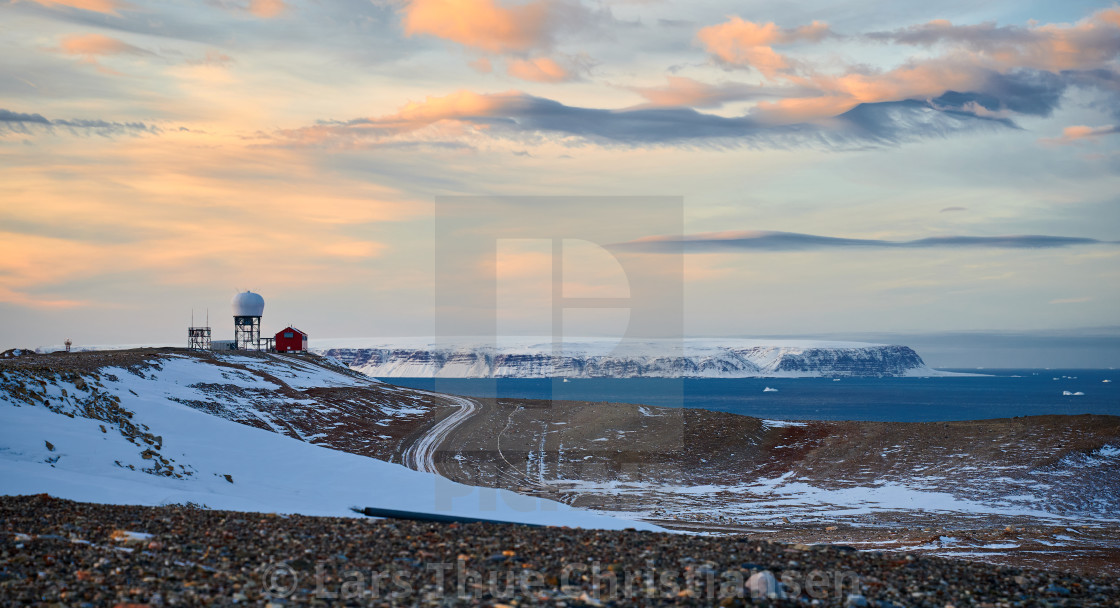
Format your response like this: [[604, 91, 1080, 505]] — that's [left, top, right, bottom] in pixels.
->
[[274, 326, 308, 353]]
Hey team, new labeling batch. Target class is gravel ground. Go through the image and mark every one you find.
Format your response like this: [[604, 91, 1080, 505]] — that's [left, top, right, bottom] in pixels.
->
[[3, 494, 1118, 607]]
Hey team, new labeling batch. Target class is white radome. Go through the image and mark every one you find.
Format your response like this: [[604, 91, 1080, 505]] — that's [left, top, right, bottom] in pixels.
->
[[232, 291, 265, 317]]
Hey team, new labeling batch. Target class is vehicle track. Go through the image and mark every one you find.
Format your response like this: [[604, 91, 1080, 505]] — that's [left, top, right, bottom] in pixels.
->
[[400, 393, 480, 474]]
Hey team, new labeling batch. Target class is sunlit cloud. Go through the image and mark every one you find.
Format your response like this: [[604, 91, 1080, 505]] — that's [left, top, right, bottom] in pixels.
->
[[507, 56, 575, 82], [865, 10, 1120, 72], [400, 0, 593, 54], [57, 34, 152, 57], [23, 0, 124, 15], [50, 33, 155, 75], [247, 0, 286, 18], [269, 7, 1120, 149], [1040, 124, 1120, 145], [693, 8, 1120, 124], [697, 17, 832, 77], [400, 0, 601, 82], [627, 76, 817, 109]]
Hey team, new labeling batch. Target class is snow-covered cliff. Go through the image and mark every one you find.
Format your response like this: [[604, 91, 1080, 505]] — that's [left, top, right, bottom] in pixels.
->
[[316, 338, 943, 378]]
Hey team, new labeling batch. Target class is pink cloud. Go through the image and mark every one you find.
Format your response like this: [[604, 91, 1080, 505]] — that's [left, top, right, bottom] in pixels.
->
[[691, 7, 1120, 125], [697, 17, 832, 77], [628, 75, 816, 109], [26, 0, 123, 15], [506, 57, 573, 82], [402, 0, 558, 54], [247, 0, 286, 18], [58, 33, 150, 57], [400, 0, 597, 82], [868, 8, 1120, 72], [1040, 124, 1120, 145]]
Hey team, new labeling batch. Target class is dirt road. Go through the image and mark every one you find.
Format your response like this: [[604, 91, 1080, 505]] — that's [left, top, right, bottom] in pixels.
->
[[400, 392, 480, 473]]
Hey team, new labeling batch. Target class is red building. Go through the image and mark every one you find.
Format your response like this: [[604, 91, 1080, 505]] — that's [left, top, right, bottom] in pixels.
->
[[274, 326, 308, 353]]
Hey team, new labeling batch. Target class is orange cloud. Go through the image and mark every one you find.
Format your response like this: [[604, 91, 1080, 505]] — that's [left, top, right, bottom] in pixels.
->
[[633, 76, 720, 108], [400, 0, 596, 82], [58, 33, 150, 57], [869, 8, 1120, 72], [1040, 124, 1120, 145], [401, 0, 555, 54], [749, 56, 989, 122], [248, 0, 286, 18], [26, 0, 123, 15], [273, 89, 515, 146], [692, 8, 1120, 125], [751, 95, 860, 124], [395, 90, 504, 123], [1100, 8, 1120, 28], [0, 130, 423, 309], [697, 17, 831, 77], [626, 75, 813, 109], [507, 57, 573, 82]]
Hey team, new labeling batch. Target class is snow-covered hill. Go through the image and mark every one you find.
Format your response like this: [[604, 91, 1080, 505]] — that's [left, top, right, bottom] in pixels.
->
[[316, 337, 946, 378], [0, 349, 656, 530]]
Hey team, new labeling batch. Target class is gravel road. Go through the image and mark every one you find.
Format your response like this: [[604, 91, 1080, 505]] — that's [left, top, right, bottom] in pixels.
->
[[401, 393, 480, 474]]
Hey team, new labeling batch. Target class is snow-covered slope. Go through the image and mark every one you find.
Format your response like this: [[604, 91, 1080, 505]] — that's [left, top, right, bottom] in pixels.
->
[[0, 350, 657, 530], [316, 337, 945, 378]]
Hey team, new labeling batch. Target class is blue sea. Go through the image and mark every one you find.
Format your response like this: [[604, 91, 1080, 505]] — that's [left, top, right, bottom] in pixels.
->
[[378, 369, 1119, 422]]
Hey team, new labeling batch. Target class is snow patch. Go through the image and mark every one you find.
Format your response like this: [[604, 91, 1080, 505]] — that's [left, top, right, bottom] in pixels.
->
[[0, 355, 657, 531]]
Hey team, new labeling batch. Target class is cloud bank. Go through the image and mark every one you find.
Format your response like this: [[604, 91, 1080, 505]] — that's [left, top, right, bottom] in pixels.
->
[[610, 231, 1117, 253], [276, 89, 1016, 150], [270, 7, 1120, 151], [0, 108, 158, 136]]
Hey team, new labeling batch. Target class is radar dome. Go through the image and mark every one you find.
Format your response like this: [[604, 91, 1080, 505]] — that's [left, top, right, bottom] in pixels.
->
[[232, 291, 265, 317]]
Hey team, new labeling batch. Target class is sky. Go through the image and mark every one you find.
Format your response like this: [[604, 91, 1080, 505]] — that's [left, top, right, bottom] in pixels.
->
[[1, 0, 1119, 366]]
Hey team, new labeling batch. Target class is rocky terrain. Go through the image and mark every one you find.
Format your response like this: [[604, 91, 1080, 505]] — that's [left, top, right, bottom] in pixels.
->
[[4, 494, 1119, 607], [318, 338, 940, 378], [406, 396, 1120, 576], [2, 348, 1118, 581]]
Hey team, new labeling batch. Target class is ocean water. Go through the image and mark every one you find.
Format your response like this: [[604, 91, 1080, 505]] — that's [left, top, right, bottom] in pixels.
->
[[378, 369, 1119, 422]]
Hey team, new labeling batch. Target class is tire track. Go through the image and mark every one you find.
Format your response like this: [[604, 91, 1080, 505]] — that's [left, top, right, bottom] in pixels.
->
[[401, 393, 479, 474]]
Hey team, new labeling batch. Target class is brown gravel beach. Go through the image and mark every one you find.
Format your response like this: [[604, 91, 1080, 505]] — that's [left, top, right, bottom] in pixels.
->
[[3, 494, 1119, 607]]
